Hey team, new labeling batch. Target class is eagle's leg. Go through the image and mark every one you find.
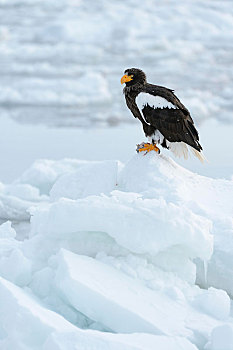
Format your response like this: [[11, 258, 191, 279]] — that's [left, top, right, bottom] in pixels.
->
[[136, 142, 160, 154]]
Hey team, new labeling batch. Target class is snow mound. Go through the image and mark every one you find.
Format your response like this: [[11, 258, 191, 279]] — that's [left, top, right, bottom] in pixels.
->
[[0, 153, 233, 349]]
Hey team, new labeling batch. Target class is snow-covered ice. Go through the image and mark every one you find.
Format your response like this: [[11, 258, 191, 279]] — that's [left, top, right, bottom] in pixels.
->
[[0, 152, 233, 349]]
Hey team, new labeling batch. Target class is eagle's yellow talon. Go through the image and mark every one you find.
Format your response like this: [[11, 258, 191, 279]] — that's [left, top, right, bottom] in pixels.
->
[[137, 143, 160, 154]]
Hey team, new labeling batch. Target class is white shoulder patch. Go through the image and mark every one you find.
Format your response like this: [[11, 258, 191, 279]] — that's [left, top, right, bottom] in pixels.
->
[[136, 92, 177, 111]]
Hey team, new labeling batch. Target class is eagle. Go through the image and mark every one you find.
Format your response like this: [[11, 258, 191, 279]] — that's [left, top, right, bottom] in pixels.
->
[[121, 68, 204, 162]]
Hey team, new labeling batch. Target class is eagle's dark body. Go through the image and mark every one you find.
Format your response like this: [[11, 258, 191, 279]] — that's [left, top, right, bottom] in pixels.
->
[[122, 68, 203, 161]]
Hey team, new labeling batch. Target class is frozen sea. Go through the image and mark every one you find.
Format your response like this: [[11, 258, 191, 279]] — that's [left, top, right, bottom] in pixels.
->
[[0, 0, 233, 128]]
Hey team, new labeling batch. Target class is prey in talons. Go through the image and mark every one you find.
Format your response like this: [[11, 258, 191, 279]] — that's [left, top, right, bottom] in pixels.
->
[[136, 142, 160, 155]]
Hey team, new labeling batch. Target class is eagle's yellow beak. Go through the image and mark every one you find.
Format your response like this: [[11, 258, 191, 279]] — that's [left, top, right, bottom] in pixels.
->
[[121, 74, 133, 84]]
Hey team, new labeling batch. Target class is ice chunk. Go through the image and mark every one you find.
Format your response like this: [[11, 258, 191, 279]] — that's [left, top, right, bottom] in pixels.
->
[[54, 249, 191, 337], [0, 193, 31, 221], [208, 324, 233, 350], [32, 191, 212, 261], [43, 332, 198, 350], [50, 160, 117, 200], [0, 221, 16, 239], [0, 249, 32, 287], [16, 159, 91, 195], [30, 267, 55, 299], [193, 287, 230, 320], [0, 277, 196, 350], [0, 181, 47, 221], [0, 276, 76, 348], [4, 183, 42, 202]]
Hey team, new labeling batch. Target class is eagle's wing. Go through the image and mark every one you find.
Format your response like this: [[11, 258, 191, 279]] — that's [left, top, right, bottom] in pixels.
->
[[136, 84, 202, 151]]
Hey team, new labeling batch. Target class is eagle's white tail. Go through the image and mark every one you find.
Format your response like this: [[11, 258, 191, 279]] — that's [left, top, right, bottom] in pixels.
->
[[190, 147, 205, 163], [168, 141, 206, 163], [168, 142, 189, 159]]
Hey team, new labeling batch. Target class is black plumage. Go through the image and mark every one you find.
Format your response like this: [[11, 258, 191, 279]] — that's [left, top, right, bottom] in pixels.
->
[[121, 68, 203, 161]]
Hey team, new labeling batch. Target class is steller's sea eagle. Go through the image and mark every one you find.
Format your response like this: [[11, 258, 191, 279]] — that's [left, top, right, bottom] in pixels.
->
[[121, 68, 204, 162]]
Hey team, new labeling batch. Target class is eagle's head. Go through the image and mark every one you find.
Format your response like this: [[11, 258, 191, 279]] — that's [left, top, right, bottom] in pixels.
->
[[121, 68, 146, 86]]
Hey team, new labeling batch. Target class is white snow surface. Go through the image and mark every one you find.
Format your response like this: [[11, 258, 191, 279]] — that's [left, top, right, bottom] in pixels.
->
[[1, 1, 233, 127], [0, 153, 233, 349]]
